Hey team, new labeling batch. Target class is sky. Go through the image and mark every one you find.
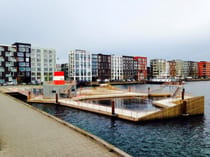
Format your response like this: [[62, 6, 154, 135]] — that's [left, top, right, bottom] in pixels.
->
[[1, 0, 210, 63]]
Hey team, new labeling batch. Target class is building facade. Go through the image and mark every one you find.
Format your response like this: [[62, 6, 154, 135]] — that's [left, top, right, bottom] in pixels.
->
[[198, 61, 210, 78], [133, 56, 147, 81], [188, 61, 198, 78], [0, 45, 17, 84], [175, 60, 184, 79], [150, 59, 167, 78], [169, 60, 176, 78], [92, 54, 98, 82], [61, 63, 69, 80], [97, 54, 111, 81], [111, 55, 123, 81], [123, 56, 135, 80], [13, 42, 31, 83], [31, 48, 56, 83], [68, 50, 92, 82]]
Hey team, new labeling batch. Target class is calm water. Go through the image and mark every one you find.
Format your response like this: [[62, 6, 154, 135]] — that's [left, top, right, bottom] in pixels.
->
[[83, 97, 159, 111], [31, 81, 210, 157]]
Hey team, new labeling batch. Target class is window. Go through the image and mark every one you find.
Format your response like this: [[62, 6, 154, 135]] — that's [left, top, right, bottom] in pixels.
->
[[26, 71, 30, 76], [26, 53, 30, 57], [18, 57, 24, 62], [19, 62, 25, 66], [19, 67, 26, 71], [26, 58, 29, 62], [19, 47, 25, 51], [17, 52, 24, 57], [25, 48, 30, 52], [26, 68, 31, 72]]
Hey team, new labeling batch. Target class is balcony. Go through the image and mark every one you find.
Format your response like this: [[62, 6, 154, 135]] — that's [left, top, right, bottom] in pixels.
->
[[5, 62, 14, 67], [10, 68, 17, 72], [0, 57, 4, 62], [8, 57, 17, 62], [0, 67, 5, 72]]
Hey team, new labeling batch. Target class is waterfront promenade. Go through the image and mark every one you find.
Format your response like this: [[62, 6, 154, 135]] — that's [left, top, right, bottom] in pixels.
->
[[0, 93, 130, 157]]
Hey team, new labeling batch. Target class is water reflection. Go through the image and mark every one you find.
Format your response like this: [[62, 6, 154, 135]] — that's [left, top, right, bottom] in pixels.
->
[[84, 97, 159, 111]]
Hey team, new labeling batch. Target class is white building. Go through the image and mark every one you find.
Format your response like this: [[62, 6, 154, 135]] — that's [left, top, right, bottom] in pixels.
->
[[111, 55, 123, 81], [175, 59, 184, 79], [150, 59, 168, 78], [31, 48, 56, 83], [68, 49, 92, 82]]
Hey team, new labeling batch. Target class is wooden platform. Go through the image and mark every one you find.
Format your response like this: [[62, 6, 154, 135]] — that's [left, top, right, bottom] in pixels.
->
[[1, 86, 204, 122]]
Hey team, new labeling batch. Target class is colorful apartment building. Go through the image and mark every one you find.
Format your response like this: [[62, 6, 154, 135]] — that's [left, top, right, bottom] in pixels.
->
[[198, 61, 210, 78], [133, 56, 147, 81], [168, 60, 176, 78]]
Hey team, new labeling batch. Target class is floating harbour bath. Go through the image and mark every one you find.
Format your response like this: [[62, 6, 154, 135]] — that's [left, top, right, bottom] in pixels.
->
[[2, 83, 204, 122]]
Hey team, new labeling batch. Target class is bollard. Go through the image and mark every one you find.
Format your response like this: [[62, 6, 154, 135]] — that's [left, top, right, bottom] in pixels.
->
[[182, 101, 189, 116], [182, 88, 185, 100], [148, 87, 150, 98], [182, 101, 187, 114], [111, 100, 115, 115], [56, 93, 58, 104], [28, 91, 31, 100]]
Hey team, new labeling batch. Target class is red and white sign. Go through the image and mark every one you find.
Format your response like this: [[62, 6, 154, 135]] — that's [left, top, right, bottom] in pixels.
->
[[53, 71, 65, 85]]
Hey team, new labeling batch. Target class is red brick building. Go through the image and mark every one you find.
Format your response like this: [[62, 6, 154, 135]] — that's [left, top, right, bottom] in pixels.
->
[[198, 61, 210, 78], [133, 56, 147, 81]]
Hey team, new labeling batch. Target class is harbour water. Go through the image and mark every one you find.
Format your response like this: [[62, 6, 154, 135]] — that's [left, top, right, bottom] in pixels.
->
[[83, 97, 160, 111], [31, 81, 210, 157]]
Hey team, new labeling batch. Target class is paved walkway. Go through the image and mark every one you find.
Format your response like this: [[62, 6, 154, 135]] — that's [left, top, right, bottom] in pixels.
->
[[0, 93, 130, 157]]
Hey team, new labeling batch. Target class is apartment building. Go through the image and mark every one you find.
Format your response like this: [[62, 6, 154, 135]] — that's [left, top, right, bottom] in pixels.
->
[[111, 55, 123, 81], [31, 48, 56, 83], [61, 63, 69, 80], [68, 50, 92, 82], [150, 59, 167, 78], [92, 54, 98, 81], [175, 60, 184, 79], [97, 54, 111, 81], [123, 56, 135, 80], [198, 61, 210, 78], [188, 61, 198, 78], [13, 42, 31, 83], [133, 56, 147, 81], [0, 45, 17, 84], [169, 60, 176, 78]]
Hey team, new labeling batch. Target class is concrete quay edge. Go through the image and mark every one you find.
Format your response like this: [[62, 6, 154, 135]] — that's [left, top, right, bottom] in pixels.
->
[[2, 93, 131, 157]]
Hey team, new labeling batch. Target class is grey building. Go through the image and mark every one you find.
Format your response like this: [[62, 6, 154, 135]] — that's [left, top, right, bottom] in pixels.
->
[[0, 45, 17, 84], [61, 63, 69, 80], [123, 56, 135, 80], [13, 42, 31, 84]]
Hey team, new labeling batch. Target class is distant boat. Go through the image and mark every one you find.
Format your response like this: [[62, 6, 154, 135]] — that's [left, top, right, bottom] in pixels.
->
[[147, 78, 181, 84]]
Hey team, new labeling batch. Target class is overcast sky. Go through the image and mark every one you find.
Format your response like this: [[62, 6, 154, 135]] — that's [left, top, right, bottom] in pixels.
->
[[1, 0, 210, 63]]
